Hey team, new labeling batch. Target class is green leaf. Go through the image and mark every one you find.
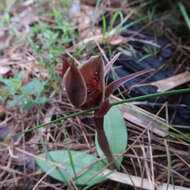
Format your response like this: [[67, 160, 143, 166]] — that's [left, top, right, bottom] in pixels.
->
[[7, 95, 22, 108], [22, 101, 35, 110], [36, 150, 106, 185], [95, 105, 127, 167], [0, 71, 23, 95], [21, 79, 44, 95], [178, 2, 190, 30], [0, 77, 11, 86], [3, 12, 10, 23], [35, 96, 49, 104]]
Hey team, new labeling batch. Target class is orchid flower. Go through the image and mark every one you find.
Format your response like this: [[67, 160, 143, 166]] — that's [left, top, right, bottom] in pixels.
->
[[62, 53, 154, 169]]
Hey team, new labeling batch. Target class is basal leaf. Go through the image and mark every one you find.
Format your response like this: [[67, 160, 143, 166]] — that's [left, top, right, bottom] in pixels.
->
[[95, 105, 127, 167], [36, 150, 106, 185]]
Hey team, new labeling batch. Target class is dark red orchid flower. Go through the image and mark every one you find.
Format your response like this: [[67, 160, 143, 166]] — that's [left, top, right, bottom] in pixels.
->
[[62, 53, 154, 169]]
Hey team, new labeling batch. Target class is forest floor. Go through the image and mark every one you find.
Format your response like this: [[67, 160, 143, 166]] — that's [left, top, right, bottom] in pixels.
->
[[0, 0, 190, 189]]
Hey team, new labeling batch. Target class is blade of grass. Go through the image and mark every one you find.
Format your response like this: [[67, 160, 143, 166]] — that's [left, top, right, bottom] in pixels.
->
[[109, 12, 119, 31], [178, 2, 190, 30], [92, 0, 101, 31], [165, 139, 175, 190], [102, 14, 107, 43], [63, 127, 78, 182], [15, 88, 190, 142]]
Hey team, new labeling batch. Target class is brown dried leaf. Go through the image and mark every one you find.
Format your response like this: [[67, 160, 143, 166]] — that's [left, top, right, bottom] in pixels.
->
[[134, 71, 190, 92], [111, 95, 168, 137], [149, 71, 190, 92]]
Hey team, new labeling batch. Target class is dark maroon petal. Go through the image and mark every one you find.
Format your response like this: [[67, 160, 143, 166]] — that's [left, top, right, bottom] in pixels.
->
[[62, 57, 71, 77], [64, 62, 87, 107], [80, 55, 105, 107], [104, 52, 122, 76], [95, 99, 110, 117], [105, 68, 154, 98]]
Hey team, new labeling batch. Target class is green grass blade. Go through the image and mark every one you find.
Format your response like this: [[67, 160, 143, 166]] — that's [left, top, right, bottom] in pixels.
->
[[15, 88, 190, 142], [178, 2, 190, 30], [92, 0, 101, 31], [63, 127, 78, 181]]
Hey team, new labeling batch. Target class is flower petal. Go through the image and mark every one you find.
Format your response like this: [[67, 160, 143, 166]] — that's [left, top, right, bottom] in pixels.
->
[[64, 62, 87, 107], [95, 99, 110, 117], [105, 68, 154, 98], [80, 55, 105, 109], [62, 57, 71, 76], [104, 52, 122, 76]]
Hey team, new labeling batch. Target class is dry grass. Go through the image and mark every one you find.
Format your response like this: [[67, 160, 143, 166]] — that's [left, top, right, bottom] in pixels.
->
[[0, 0, 190, 189]]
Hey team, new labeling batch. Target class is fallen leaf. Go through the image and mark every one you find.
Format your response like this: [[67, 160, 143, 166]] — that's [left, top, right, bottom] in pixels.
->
[[0, 66, 11, 75], [111, 95, 168, 137], [133, 71, 190, 92], [149, 71, 190, 92]]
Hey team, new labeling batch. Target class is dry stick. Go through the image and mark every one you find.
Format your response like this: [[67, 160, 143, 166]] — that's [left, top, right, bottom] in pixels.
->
[[32, 167, 57, 190], [0, 157, 12, 181], [147, 130, 155, 186], [164, 103, 171, 190], [118, 99, 170, 188], [64, 48, 81, 65], [164, 139, 171, 190], [174, 152, 190, 169], [124, 37, 160, 48], [141, 145, 154, 189], [76, 116, 91, 150], [95, 40, 110, 64], [148, 102, 169, 187]]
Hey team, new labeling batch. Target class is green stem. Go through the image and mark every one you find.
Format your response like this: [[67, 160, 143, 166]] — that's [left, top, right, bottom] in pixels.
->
[[111, 88, 190, 107], [15, 88, 190, 137]]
